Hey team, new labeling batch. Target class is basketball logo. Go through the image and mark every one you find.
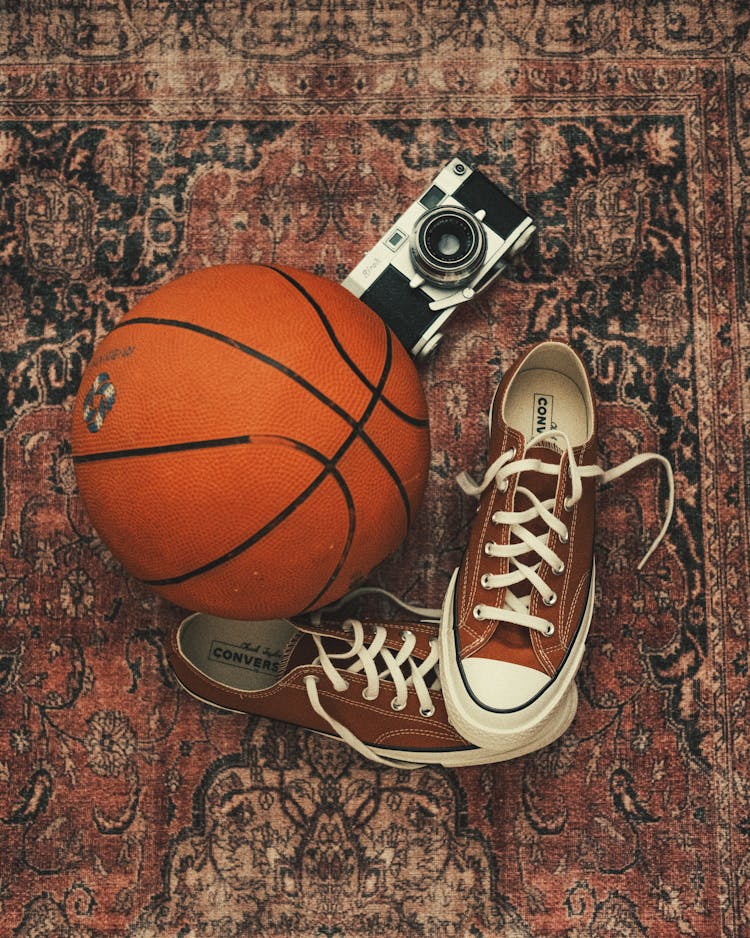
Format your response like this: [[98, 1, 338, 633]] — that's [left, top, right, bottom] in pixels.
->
[[82, 372, 116, 433]]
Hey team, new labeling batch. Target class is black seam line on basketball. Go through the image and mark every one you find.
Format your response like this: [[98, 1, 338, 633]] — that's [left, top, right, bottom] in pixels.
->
[[112, 314, 427, 432], [144, 434, 356, 588], [113, 315, 415, 533], [300, 328, 403, 613], [72, 435, 251, 465], [146, 332, 404, 590], [361, 326, 413, 532], [260, 264, 428, 429], [144, 331, 402, 592]]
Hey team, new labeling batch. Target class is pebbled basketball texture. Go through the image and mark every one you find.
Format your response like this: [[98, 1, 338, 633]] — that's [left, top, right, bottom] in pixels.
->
[[72, 263, 430, 619]]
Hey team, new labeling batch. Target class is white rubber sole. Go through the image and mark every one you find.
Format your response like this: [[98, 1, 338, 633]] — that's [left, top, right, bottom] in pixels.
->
[[438, 564, 595, 750]]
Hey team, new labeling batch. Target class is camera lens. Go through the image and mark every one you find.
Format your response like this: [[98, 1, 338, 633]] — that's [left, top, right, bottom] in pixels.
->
[[410, 206, 487, 288]]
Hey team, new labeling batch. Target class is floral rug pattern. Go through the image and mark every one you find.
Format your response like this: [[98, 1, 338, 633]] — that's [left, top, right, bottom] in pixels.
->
[[1, 3, 749, 936]]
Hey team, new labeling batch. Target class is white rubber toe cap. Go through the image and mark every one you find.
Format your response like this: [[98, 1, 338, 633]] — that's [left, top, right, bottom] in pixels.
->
[[461, 658, 552, 711]]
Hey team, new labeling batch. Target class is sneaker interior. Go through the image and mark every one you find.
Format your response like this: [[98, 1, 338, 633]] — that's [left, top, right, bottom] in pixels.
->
[[179, 614, 298, 691], [502, 343, 592, 446]]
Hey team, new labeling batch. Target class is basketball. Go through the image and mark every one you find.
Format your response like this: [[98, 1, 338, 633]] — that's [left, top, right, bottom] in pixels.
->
[[71, 263, 430, 619]]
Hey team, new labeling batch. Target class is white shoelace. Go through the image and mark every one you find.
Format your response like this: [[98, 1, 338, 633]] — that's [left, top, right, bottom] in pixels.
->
[[458, 429, 675, 635], [304, 590, 442, 768]]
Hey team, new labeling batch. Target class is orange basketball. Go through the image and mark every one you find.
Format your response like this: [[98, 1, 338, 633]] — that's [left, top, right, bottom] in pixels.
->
[[72, 263, 430, 619]]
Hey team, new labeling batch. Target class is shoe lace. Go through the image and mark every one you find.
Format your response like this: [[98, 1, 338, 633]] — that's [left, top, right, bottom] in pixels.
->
[[457, 428, 675, 636], [303, 589, 442, 768]]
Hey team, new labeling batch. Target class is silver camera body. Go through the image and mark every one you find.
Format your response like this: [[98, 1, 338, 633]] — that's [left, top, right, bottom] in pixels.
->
[[342, 157, 536, 360]]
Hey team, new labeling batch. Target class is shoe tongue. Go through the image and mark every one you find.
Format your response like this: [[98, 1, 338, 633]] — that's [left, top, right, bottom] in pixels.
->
[[278, 629, 354, 676], [278, 622, 439, 687], [515, 441, 562, 505], [278, 631, 318, 675]]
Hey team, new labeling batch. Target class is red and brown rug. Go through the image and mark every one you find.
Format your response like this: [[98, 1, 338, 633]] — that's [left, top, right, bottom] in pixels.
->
[[1, 3, 748, 935]]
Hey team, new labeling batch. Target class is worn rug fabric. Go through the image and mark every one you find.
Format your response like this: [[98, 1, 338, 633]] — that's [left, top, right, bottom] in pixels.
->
[[1, 2, 747, 936]]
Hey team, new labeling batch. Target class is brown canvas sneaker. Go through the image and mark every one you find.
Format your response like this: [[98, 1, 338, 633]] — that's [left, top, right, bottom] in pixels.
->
[[439, 341, 674, 750], [166, 600, 579, 768]]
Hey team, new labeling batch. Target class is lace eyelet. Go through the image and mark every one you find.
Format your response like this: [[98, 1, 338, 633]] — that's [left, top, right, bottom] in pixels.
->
[[473, 605, 485, 621], [342, 620, 354, 632], [420, 706, 436, 718], [563, 497, 573, 512], [391, 698, 406, 712], [543, 591, 557, 607], [484, 542, 495, 556], [339, 679, 350, 691], [544, 623, 555, 637], [498, 479, 509, 493], [558, 530, 569, 545], [553, 561, 565, 575], [480, 573, 492, 589], [401, 629, 415, 641], [362, 688, 378, 701]]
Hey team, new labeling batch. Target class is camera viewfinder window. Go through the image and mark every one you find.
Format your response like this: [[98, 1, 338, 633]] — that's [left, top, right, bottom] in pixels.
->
[[419, 185, 446, 210], [386, 229, 408, 251]]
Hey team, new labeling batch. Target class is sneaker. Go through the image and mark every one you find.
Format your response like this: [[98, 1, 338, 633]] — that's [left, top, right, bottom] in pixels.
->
[[165, 591, 579, 768], [439, 341, 674, 749]]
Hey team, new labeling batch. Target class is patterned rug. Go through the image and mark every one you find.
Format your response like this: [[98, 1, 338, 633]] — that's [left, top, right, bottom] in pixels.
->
[[1, 2, 748, 935]]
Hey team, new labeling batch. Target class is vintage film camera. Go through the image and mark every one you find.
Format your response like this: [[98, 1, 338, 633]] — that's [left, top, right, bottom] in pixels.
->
[[342, 157, 536, 360]]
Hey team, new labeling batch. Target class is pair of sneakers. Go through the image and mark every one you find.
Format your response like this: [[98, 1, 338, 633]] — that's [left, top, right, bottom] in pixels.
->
[[167, 341, 674, 768]]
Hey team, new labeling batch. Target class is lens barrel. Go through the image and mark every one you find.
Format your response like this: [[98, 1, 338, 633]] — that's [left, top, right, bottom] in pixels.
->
[[410, 206, 487, 288]]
